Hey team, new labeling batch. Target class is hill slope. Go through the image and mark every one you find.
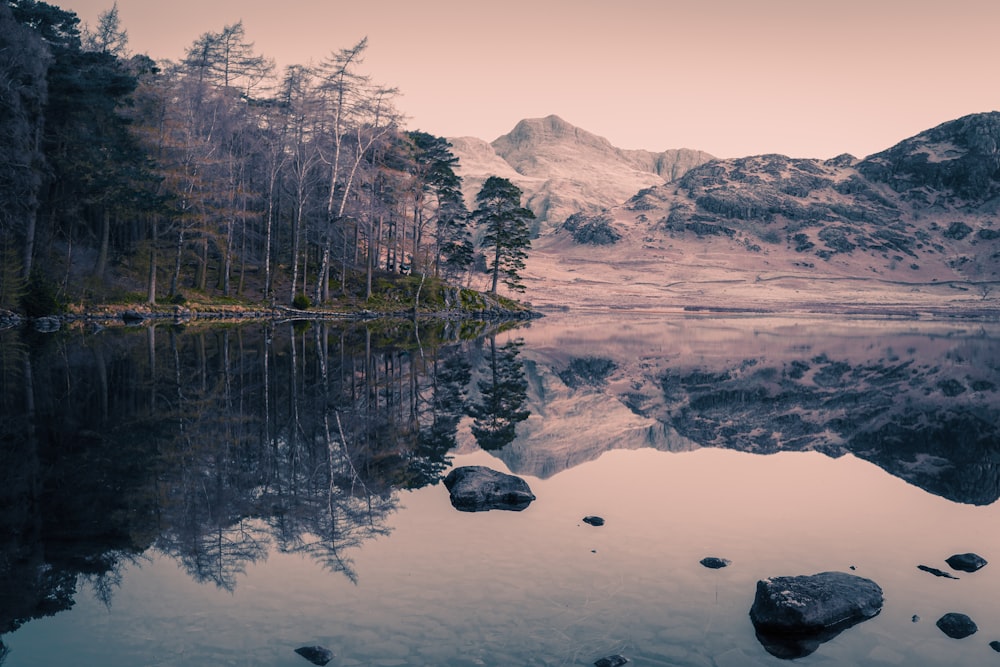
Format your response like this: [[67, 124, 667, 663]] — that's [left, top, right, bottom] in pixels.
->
[[449, 115, 714, 233], [523, 112, 1000, 314]]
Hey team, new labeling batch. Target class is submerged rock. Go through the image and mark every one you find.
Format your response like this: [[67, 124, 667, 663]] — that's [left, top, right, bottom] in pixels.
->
[[946, 553, 988, 573], [443, 466, 535, 512], [294, 645, 334, 666], [936, 613, 978, 639], [583, 515, 605, 526], [917, 564, 959, 579], [594, 655, 628, 667], [749, 571, 883, 659], [700, 557, 731, 569]]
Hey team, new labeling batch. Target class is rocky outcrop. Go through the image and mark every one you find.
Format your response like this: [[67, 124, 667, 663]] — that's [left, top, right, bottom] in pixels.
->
[[858, 112, 1000, 205], [749, 572, 883, 658], [442, 466, 535, 512]]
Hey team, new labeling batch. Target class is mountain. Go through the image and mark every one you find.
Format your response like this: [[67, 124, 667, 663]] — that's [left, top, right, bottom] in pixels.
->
[[522, 111, 1000, 314], [449, 115, 714, 233]]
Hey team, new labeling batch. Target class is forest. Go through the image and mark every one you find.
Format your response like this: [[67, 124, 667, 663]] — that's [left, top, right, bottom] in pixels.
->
[[0, 1, 530, 317]]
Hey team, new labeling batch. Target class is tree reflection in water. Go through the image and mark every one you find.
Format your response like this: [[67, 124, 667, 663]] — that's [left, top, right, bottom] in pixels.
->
[[467, 336, 530, 451], [0, 319, 484, 637]]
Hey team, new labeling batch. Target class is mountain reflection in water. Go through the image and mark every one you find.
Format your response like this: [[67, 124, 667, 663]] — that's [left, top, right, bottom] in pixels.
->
[[506, 314, 1000, 505], [0, 313, 998, 666]]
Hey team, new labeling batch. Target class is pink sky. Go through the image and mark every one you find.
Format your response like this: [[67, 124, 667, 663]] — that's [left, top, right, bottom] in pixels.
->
[[59, 0, 999, 159]]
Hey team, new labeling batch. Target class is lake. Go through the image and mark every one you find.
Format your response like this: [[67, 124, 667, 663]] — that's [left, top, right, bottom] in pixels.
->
[[1, 312, 999, 666]]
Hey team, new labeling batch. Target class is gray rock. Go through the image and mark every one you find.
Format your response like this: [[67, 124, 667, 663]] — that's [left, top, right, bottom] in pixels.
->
[[749, 572, 883, 659], [936, 613, 978, 639], [700, 557, 731, 569], [594, 655, 628, 667], [750, 571, 883, 632], [32, 316, 61, 332], [990, 640, 1000, 652], [294, 645, 334, 665], [442, 466, 535, 512], [121, 309, 146, 324], [946, 553, 987, 573]]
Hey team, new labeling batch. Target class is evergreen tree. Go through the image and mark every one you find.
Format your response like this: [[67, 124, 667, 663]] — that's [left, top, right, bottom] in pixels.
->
[[472, 176, 533, 294]]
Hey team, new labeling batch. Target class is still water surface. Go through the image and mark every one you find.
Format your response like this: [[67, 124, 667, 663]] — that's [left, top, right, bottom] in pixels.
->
[[1, 313, 999, 666]]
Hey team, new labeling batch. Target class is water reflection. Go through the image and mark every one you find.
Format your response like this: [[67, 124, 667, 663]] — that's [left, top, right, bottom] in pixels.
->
[[503, 315, 1000, 506], [0, 319, 492, 638], [1, 313, 999, 665]]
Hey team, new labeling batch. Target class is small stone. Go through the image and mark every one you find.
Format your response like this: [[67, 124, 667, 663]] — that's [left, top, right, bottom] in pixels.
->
[[945, 553, 988, 573], [294, 645, 334, 666], [912, 615, 920, 623], [594, 655, 628, 667], [583, 516, 605, 526], [990, 640, 1000, 652], [936, 613, 978, 639], [700, 557, 731, 569]]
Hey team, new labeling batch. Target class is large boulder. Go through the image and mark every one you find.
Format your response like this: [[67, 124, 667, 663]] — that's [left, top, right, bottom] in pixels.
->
[[443, 466, 535, 512], [749, 571, 884, 659]]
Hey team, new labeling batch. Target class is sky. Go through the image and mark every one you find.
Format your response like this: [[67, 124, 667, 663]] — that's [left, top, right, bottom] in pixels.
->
[[57, 0, 1000, 160]]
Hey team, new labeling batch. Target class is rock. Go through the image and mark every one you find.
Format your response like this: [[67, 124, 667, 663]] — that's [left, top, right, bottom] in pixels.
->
[[990, 640, 1000, 652], [121, 310, 146, 324], [749, 571, 884, 659], [594, 655, 628, 667], [936, 613, 978, 639], [700, 557, 731, 569], [583, 515, 605, 526], [912, 615, 920, 623], [442, 466, 535, 512], [32, 316, 61, 332], [294, 645, 334, 665], [946, 553, 988, 573], [917, 564, 959, 579]]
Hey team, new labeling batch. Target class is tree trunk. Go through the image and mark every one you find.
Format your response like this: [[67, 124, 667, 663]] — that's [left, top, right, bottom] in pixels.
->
[[94, 208, 110, 278], [170, 225, 184, 297], [147, 215, 158, 305], [198, 236, 208, 291]]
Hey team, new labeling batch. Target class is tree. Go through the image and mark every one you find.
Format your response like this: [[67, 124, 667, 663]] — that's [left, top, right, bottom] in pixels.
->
[[0, 0, 49, 291], [82, 1, 127, 57], [405, 131, 471, 278], [472, 176, 533, 294]]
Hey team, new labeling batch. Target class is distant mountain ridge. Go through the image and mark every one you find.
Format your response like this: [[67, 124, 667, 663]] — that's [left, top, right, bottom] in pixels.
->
[[448, 115, 714, 232], [522, 111, 1000, 312]]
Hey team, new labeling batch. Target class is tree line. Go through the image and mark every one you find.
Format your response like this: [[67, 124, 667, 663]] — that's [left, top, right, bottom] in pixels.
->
[[0, 1, 533, 315]]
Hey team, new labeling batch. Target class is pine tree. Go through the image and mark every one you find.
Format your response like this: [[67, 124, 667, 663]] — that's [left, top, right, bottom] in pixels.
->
[[472, 176, 533, 294]]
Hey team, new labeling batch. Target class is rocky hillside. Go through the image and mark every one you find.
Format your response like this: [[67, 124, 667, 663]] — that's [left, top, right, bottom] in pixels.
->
[[524, 112, 1000, 313], [449, 115, 714, 233]]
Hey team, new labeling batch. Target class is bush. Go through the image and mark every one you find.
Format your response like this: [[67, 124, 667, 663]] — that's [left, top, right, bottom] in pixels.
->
[[292, 293, 311, 310], [20, 272, 63, 317], [170, 292, 187, 305]]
